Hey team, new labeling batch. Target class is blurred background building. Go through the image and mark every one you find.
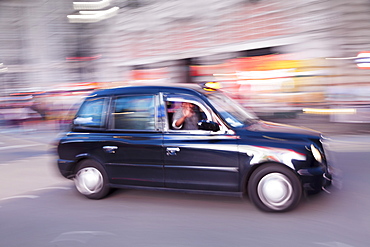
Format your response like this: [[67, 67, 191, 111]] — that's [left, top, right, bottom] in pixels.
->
[[1, 0, 370, 123]]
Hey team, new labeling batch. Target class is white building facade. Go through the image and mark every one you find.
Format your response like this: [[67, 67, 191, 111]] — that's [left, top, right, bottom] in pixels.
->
[[1, 0, 370, 119]]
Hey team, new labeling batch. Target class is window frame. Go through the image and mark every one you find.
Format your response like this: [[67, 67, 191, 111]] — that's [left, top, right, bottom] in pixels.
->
[[162, 93, 228, 133]]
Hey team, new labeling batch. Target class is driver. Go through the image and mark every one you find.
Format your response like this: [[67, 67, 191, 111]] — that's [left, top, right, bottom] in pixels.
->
[[172, 102, 200, 130]]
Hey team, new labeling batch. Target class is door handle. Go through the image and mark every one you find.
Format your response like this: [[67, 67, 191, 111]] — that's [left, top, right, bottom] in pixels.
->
[[166, 147, 180, 156], [103, 146, 118, 154]]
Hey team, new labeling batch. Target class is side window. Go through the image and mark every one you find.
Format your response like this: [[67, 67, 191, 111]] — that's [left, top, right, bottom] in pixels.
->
[[165, 96, 210, 130], [73, 97, 107, 128], [112, 95, 155, 130]]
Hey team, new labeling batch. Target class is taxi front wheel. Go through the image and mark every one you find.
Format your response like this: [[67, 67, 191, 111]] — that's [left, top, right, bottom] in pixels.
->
[[248, 164, 302, 212], [74, 159, 110, 199]]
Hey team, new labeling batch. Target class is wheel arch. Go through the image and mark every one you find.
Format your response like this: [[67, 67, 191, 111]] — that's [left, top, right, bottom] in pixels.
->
[[72, 153, 105, 175]]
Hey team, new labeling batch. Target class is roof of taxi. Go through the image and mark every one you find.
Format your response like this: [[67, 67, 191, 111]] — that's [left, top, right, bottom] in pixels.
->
[[89, 83, 217, 97]]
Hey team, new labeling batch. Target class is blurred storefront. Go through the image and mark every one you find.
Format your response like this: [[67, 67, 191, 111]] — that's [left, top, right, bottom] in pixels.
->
[[1, 0, 370, 121]]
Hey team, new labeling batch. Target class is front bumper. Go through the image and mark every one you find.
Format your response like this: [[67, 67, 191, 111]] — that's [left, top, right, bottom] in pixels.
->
[[298, 166, 332, 193]]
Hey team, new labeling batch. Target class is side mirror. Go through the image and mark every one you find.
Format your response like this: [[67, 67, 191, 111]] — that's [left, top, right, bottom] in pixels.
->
[[198, 120, 220, 132]]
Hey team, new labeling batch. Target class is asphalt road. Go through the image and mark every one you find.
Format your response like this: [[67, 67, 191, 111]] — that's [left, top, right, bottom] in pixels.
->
[[0, 130, 369, 247]]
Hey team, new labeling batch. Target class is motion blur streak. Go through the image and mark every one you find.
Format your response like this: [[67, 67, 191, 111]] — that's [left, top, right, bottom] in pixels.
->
[[1, 0, 370, 133]]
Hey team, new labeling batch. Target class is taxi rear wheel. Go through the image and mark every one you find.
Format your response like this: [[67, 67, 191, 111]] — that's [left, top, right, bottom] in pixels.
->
[[74, 159, 110, 199], [248, 164, 302, 212]]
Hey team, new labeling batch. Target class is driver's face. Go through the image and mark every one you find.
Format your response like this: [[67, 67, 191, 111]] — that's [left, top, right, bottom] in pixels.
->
[[182, 102, 194, 111]]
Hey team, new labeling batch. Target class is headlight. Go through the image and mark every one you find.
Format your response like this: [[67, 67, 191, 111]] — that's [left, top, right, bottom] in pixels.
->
[[311, 144, 322, 163]]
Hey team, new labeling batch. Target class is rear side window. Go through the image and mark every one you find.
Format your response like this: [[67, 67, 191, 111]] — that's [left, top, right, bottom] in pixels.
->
[[112, 95, 155, 130], [73, 97, 107, 128]]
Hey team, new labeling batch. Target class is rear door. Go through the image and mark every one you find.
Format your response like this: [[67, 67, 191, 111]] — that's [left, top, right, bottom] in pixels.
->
[[96, 94, 164, 187]]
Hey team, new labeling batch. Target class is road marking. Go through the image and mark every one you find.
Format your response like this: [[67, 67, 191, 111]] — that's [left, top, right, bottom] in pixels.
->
[[51, 231, 116, 244], [33, 186, 71, 191], [0, 143, 44, 151], [315, 241, 354, 247], [0, 195, 39, 201]]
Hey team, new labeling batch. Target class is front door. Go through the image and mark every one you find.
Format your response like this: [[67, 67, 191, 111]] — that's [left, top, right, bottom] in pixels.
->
[[163, 94, 240, 192]]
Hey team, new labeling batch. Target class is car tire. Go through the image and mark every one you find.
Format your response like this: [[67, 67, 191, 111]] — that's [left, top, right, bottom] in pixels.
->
[[248, 164, 302, 212], [74, 159, 110, 199]]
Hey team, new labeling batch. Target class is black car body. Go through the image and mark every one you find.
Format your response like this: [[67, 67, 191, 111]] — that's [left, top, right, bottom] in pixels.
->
[[57, 84, 332, 212]]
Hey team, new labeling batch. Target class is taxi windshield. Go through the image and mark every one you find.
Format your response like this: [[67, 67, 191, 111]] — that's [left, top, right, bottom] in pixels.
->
[[207, 92, 258, 127]]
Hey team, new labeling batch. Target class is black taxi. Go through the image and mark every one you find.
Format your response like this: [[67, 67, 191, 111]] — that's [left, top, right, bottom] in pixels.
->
[[56, 83, 332, 212]]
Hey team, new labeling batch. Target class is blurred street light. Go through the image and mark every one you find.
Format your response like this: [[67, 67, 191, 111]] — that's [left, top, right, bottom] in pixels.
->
[[0, 63, 8, 73], [73, 0, 111, 10], [67, 6, 119, 23], [326, 51, 370, 69], [355, 51, 370, 69]]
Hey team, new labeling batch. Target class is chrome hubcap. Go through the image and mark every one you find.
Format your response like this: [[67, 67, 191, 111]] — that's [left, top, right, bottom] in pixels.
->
[[257, 173, 293, 210], [75, 167, 103, 195]]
